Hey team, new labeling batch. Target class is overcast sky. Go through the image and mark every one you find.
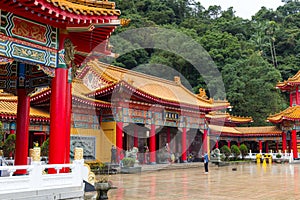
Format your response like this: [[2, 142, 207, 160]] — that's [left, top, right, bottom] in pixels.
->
[[199, 0, 285, 19]]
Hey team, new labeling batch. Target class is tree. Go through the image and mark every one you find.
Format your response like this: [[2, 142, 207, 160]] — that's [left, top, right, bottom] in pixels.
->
[[239, 144, 248, 160], [220, 145, 231, 161], [231, 145, 241, 160]]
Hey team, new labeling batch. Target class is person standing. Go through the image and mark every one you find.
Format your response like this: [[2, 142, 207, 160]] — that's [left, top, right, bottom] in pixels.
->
[[204, 152, 209, 174], [111, 145, 117, 164]]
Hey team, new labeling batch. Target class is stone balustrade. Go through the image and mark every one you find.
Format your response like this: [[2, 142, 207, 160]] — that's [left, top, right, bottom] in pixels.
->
[[0, 160, 85, 199]]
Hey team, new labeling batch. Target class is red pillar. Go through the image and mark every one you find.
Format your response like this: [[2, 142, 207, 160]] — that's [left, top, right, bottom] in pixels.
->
[[167, 127, 171, 144], [49, 67, 68, 167], [116, 121, 123, 163], [296, 86, 299, 105], [14, 89, 30, 174], [290, 93, 293, 107], [167, 127, 171, 153], [265, 141, 269, 153], [259, 140, 262, 152], [291, 129, 298, 158], [237, 142, 240, 147], [282, 131, 287, 152], [276, 141, 279, 152], [202, 128, 208, 154], [181, 127, 187, 162], [149, 124, 156, 164], [65, 81, 72, 167], [215, 140, 219, 149], [227, 140, 231, 149], [134, 125, 138, 148]]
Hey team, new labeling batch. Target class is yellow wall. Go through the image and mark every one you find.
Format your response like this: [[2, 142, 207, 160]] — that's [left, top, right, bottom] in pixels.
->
[[99, 121, 116, 162], [71, 128, 101, 161], [71, 122, 116, 162]]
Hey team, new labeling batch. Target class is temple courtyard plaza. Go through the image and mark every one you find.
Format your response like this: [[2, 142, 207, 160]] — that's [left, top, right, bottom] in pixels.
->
[[100, 163, 300, 200]]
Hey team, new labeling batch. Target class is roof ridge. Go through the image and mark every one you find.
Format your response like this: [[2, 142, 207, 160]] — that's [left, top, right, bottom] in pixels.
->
[[95, 60, 186, 87]]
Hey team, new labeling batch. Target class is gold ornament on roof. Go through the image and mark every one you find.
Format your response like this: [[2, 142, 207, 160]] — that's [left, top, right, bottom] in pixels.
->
[[120, 18, 131, 27], [198, 88, 207, 98]]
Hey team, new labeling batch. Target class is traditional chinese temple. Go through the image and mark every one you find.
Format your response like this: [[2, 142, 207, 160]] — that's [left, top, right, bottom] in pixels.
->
[[267, 70, 300, 158], [31, 60, 230, 163], [1, 0, 299, 169]]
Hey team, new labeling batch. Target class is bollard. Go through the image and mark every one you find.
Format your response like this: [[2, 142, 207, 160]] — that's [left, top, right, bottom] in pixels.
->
[[256, 154, 261, 164]]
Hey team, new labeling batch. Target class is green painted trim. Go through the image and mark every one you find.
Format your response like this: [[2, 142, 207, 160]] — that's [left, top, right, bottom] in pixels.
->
[[57, 63, 67, 69]]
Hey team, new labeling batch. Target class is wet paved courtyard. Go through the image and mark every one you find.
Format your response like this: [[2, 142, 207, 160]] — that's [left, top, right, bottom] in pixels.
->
[[106, 163, 300, 200]]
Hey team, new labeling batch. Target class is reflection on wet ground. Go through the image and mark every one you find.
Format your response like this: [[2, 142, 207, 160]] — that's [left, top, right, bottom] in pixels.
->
[[106, 163, 300, 200]]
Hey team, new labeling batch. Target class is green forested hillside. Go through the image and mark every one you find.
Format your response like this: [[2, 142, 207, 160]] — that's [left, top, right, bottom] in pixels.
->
[[109, 0, 300, 126]]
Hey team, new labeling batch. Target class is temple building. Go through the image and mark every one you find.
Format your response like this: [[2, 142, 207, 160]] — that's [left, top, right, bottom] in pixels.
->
[[0, 0, 299, 168], [31, 60, 230, 163], [267, 70, 300, 158]]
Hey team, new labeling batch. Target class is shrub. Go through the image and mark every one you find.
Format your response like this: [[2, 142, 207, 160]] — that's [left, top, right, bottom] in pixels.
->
[[231, 145, 241, 160], [41, 138, 49, 157], [220, 145, 231, 161], [122, 157, 135, 167], [276, 154, 282, 158], [239, 144, 248, 160], [3, 134, 16, 157]]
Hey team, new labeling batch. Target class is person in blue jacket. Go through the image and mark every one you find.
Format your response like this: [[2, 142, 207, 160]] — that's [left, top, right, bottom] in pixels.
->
[[204, 152, 209, 174]]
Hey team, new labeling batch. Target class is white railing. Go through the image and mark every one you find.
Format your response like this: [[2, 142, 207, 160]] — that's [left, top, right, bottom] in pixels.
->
[[0, 160, 84, 198], [246, 152, 293, 161]]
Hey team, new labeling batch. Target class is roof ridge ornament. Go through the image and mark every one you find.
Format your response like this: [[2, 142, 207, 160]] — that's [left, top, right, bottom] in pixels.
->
[[198, 88, 207, 98], [174, 76, 181, 85]]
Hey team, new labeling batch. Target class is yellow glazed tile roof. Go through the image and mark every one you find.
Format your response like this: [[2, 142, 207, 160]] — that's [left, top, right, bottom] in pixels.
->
[[209, 125, 281, 135], [235, 126, 282, 135], [0, 94, 49, 119], [206, 111, 253, 123], [209, 124, 241, 134], [85, 60, 230, 110], [72, 79, 111, 106], [30, 79, 111, 106], [267, 105, 300, 123], [47, 0, 121, 16], [277, 70, 300, 89]]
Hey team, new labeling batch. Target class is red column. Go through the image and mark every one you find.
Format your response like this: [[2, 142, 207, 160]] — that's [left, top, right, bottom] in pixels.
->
[[237, 142, 240, 148], [259, 140, 262, 152], [202, 128, 208, 154], [265, 141, 269, 153], [227, 141, 231, 149], [134, 125, 138, 148], [215, 140, 219, 149], [149, 124, 156, 164], [276, 141, 279, 152], [282, 131, 287, 152], [181, 127, 187, 162], [49, 67, 68, 167], [14, 89, 30, 174], [290, 93, 293, 107], [167, 127, 171, 144], [291, 129, 298, 158], [296, 86, 299, 105], [167, 127, 171, 153], [65, 81, 72, 167], [116, 121, 123, 163]]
